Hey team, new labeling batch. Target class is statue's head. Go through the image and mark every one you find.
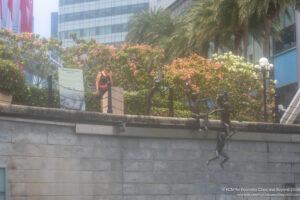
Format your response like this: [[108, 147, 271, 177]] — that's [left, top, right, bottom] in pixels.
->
[[216, 94, 224, 106], [154, 78, 160, 86], [223, 101, 230, 109], [191, 92, 198, 100]]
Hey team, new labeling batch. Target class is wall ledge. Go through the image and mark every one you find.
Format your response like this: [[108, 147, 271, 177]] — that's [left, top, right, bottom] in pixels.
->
[[0, 104, 300, 134]]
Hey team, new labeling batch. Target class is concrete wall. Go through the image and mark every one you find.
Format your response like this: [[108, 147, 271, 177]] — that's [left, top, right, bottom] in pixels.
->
[[1, 105, 300, 200]]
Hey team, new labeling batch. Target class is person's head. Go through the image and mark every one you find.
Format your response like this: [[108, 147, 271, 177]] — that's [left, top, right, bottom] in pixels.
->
[[153, 77, 160, 86], [104, 64, 111, 73]]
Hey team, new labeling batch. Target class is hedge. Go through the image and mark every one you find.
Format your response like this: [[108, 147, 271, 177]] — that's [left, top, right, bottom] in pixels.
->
[[12, 86, 191, 117]]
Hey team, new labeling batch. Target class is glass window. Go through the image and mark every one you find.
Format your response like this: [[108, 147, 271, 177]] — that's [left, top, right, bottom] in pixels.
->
[[273, 24, 296, 55], [60, 3, 150, 23]]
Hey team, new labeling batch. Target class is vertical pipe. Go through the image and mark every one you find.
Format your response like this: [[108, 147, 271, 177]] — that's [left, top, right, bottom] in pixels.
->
[[47, 75, 53, 108], [107, 81, 113, 113], [263, 69, 268, 122], [296, 10, 300, 88], [169, 86, 174, 117]]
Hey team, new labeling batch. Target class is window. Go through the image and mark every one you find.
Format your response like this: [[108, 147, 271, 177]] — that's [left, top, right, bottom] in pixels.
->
[[59, 3, 149, 23], [0, 166, 7, 200], [273, 24, 296, 55]]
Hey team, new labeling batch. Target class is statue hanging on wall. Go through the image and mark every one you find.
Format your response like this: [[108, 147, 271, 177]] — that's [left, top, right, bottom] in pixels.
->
[[206, 91, 237, 168]]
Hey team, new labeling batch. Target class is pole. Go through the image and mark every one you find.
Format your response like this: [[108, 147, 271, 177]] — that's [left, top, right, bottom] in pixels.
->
[[263, 69, 267, 122], [169, 86, 174, 117], [47, 75, 53, 108], [107, 81, 113, 113]]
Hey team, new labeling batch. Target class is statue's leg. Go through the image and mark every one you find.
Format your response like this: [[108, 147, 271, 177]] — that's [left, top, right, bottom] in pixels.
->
[[206, 150, 219, 165], [196, 115, 202, 132], [203, 115, 209, 130], [223, 123, 230, 137], [219, 151, 229, 168]]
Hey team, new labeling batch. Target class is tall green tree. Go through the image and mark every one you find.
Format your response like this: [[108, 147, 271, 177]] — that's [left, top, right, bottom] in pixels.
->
[[126, 9, 176, 47], [239, 0, 296, 58]]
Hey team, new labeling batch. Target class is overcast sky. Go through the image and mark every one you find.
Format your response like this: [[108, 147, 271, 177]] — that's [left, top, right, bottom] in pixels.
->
[[33, 0, 58, 38]]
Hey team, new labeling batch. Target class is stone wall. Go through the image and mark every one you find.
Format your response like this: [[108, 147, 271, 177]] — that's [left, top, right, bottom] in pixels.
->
[[1, 104, 300, 200]]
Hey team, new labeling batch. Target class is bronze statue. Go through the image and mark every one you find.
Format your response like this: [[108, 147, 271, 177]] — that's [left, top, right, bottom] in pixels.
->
[[207, 91, 236, 168], [186, 83, 209, 131], [211, 91, 236, 135], [206, 131, 229, 168], [146, 78, 161, 115]]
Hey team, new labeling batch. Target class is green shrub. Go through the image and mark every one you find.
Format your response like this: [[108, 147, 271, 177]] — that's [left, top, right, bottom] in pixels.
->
[[85, 91, 101, 112], [13, 86, 60, 107], [0, 59, 25, 95], [13, 86, 190, 117]]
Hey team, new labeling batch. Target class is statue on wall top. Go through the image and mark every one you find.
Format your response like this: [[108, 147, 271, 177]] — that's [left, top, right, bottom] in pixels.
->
[[186, 83, 209, 132]]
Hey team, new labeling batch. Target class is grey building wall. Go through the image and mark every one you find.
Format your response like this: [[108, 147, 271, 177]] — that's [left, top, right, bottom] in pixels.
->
[[1, 105, 300, 200], [51, 12, 59, 39], [58, 0, 149, 47]]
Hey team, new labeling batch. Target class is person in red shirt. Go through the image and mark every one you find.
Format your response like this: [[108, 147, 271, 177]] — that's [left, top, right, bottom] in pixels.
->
[[96, 64, 113, 99]]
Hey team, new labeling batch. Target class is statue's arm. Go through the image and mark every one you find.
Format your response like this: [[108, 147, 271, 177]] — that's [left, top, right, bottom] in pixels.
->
[[209, 109, 223, 115]]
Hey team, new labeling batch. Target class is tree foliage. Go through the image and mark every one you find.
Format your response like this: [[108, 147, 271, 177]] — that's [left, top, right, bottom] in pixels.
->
[[60, 34, 117, 89], [113, 44, 165, 91], [165, 52, 275, 121]]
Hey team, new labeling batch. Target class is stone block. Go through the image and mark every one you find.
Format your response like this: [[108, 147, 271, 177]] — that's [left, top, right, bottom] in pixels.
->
[[10, 143, 49, 157], [268, 152, 294, 163], [123, 196, 153, 200], [76, 124, 114, 135], [124, 149, 153, 160], [123, 184, 169, 195], [124, 160, 153, 172], [47, 130, 81, 146], [269, 142, 300, 153], [156, 195, 187, 200], [139, 139, 171, 149], [93, 147, 121, 159], [124, 172, 154, 183], [93, 184, 122, 195], [78, 158, 111, 171], [102, 87, 124, 115], [194, 183, 226, 194], [154, 149, 200, 161], [154, 160, 196, 172], [170, 184, 195, 194], [120, 138, 140, 149], [93, 171, 122, 183], [215, 194, 244, 200], [242, 172, 271, 184], [228, 141, 268, 152], [171, 140, 200, 150], [186, 194, 217, 200]]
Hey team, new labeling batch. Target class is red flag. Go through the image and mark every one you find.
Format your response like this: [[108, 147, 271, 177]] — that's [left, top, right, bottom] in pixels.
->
[[0, 0, 2, 19], [21, 0, 33, 32], [8, 0, 12, 19]]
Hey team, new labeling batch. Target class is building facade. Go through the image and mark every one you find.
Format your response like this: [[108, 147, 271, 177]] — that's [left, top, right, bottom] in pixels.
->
[[58, 0, 149, 47], [273, 9, 299, 122], [51, 12, 59, 38], [151, 0, 194, 17]]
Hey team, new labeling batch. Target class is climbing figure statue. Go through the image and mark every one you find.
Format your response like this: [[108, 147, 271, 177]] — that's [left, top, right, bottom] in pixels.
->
[[207, 91, 237, 168]]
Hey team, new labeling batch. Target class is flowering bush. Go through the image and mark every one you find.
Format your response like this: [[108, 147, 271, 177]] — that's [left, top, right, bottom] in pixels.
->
[[113, 44, 165, 91], [61, 35, 116, 88], [0, 29, 63, 86], [0, 59, 25, 95], [165, 52, 275, 122]]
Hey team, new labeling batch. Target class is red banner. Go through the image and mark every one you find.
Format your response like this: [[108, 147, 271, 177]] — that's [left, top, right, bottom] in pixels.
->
[[1, 0, 33, 32], [21, 0, 33, 32]]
